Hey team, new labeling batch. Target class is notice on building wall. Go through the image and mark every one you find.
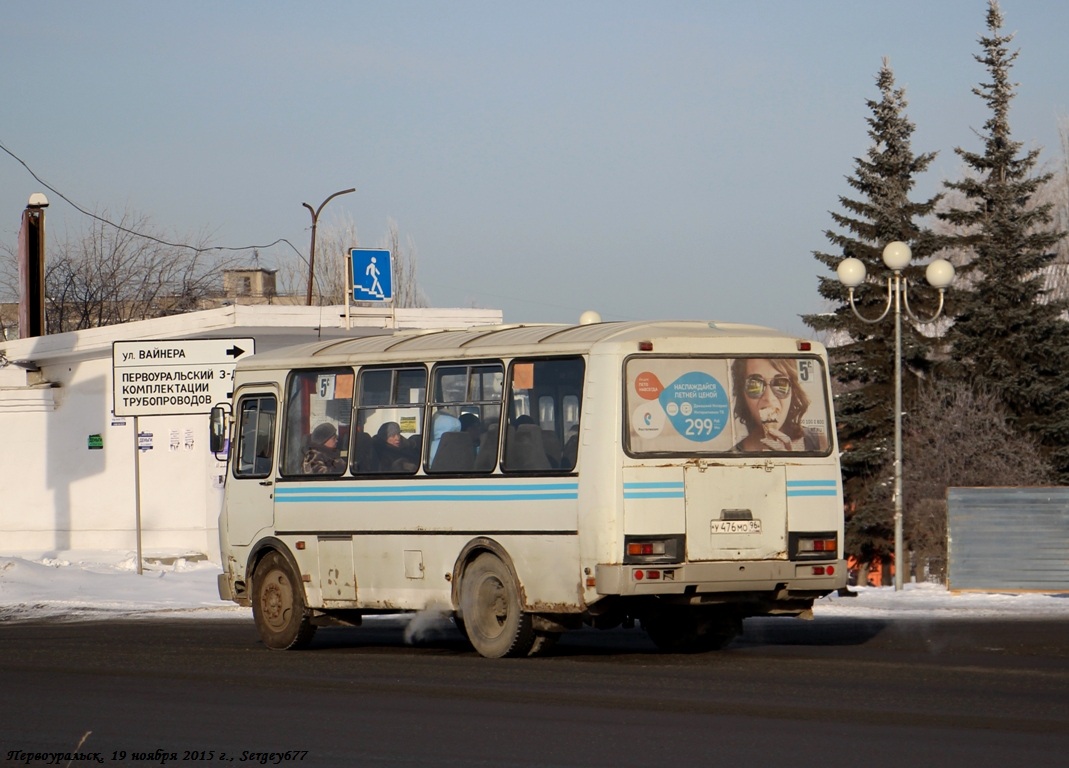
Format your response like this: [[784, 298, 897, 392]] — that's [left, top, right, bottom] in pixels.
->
[[138, 431, 153, 452], [168, 427, 198, 452], [87, 434, 103, 450]]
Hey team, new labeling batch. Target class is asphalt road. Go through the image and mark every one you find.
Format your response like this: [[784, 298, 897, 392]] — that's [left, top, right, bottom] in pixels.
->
[[1, 615, 1068, 768]]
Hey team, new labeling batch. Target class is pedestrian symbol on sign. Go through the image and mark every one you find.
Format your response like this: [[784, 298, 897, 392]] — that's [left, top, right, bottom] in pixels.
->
[[350, 248, 393, 302]]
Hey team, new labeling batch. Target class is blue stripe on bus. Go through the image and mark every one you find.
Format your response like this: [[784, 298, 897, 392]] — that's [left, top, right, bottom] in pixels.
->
[[275, 496, 581, 509], [275, 482, 579, 503], [624, 493, 686, 499], [623, 481, 685, 500], [786, 480, 838, 497], [277, 483, 579, 494], [273, 478, 836, 502]]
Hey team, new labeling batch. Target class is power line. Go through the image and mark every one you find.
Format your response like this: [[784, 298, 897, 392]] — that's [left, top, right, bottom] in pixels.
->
[[0, 139, 304, 260]]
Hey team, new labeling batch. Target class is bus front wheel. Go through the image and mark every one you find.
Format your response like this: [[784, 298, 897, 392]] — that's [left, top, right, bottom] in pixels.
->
[[459, 553, 535, 658], [252, 551, 317, 650]]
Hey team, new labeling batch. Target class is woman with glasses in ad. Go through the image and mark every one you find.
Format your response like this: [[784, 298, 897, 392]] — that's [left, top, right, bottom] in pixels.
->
[[731, 358, 828, 452]]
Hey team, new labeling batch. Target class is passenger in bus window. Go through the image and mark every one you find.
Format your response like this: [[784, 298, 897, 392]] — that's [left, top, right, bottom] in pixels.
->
[[731, 358, 827, 452], [302, 423, 346, 474], [428, 411, 461, 465], [352, 421, 374, 472], [561, 424, 579, 469], [373, 421, 417, 472], [459, 412, 483, 453]]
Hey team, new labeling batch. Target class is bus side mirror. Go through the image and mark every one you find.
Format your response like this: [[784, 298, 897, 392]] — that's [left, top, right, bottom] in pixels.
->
[[210, 405, 230, 456]]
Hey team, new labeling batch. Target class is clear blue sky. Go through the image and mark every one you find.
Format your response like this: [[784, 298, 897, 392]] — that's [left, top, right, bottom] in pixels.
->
[[3, 1, 1068, 335]]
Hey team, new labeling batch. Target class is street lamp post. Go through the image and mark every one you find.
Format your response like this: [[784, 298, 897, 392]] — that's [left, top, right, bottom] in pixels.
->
[[303, 188, 356, 306], [836, 241, 955, 590], [19, 192, 49, 338]]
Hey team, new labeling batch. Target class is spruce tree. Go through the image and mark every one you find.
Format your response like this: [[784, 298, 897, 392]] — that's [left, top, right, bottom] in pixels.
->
[[804, 60, 943, 571], [938, 1, 1069, 480]]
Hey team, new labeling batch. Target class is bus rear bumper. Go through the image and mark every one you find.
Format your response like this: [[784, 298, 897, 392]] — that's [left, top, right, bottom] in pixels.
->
[[594, 559, 847, 598]]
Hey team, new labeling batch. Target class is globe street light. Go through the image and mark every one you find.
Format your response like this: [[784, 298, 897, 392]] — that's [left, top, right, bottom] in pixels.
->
[[837, 241, 955, 590], [303, 188, 356, 306]]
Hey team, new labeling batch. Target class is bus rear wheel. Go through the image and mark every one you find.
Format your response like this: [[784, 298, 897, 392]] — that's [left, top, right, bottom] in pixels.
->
[[460, 553, 535, 658], [252, 551, 317, 650]]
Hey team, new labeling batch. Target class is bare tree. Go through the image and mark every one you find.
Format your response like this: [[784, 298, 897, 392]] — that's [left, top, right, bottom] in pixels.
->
[[1052, 115, 1069, 260], [378, 218, 427, 309], [898, 378, 1053, 582], [276, 214, 357, 305], [0, 240, 20, 338], [49, 212, 236, 332], [279, 216, 427, 308], [1, 209, 237, 334]]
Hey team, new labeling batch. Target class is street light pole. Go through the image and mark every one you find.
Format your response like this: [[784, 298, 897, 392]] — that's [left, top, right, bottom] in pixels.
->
[[837, 241, 955, 590], [303, 188, 356, 306], [19, 192, 49, 338]]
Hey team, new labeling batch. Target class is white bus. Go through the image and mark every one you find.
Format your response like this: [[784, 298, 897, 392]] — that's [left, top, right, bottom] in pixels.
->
[[213, 319, 846, 657]]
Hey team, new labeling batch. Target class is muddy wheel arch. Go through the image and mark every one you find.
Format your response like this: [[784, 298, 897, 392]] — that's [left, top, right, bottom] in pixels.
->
[[450, 537, 527, 613]]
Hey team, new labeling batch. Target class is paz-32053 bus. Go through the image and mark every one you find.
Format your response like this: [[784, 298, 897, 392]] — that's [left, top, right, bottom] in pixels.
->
[[212, 319, 846, 657]]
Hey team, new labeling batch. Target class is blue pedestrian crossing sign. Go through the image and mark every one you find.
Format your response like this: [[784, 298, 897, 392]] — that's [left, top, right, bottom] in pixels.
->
[[350, 248, 393, 302]]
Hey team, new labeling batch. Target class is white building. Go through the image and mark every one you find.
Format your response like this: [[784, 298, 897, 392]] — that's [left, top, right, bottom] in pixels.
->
[[0, 304, 501, 562]]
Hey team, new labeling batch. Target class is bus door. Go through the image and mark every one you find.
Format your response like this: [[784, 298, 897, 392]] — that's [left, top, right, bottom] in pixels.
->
[[684, 463, 788, 562], [226, 389, 279, 548]]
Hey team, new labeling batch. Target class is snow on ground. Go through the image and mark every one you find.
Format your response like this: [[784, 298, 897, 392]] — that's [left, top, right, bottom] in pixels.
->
[[816, 580, 1069, 619], [0, 552, 245, 623], [2, 550, 1068, 624]]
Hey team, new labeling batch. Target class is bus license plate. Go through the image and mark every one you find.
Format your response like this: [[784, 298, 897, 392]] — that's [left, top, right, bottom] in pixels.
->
[[711, 520, 762, 534]]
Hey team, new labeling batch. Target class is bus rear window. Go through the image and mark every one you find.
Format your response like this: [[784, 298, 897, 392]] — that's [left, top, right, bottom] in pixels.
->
[[625, 356, 831, 456]]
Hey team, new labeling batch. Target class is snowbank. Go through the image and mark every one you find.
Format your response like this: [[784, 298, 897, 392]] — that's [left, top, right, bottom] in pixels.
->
[[0, 551, 244, 622]]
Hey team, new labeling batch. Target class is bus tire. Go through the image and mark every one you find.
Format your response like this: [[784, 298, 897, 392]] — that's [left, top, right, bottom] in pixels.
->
[[252, 550, 317, 650], [460, 552, 535, 658]]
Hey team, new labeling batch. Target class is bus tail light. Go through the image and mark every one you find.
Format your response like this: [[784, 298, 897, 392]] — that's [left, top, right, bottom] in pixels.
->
[[623, 535, 683, 565], [628, 541, 665, 557], [789, 532, 839, 560]]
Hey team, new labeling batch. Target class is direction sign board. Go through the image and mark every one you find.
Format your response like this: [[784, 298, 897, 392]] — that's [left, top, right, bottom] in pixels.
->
[[112, 338, 255, 416], [350, 248, 393, 302]]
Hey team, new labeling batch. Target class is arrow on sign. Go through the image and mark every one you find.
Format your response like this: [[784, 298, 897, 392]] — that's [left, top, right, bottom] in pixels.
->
[[226, 346, 246, 358]]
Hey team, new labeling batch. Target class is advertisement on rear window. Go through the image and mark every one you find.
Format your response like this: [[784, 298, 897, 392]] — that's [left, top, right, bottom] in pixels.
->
[[626, 357, 830, 455]]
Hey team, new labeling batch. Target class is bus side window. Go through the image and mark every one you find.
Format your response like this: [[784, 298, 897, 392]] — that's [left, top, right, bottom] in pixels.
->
[[234, 395, 276, 479], [353, 365, 426, 475], [503, 357, 585, 473], [280, 369, 354, 477], [425, 363, 503, 474]]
